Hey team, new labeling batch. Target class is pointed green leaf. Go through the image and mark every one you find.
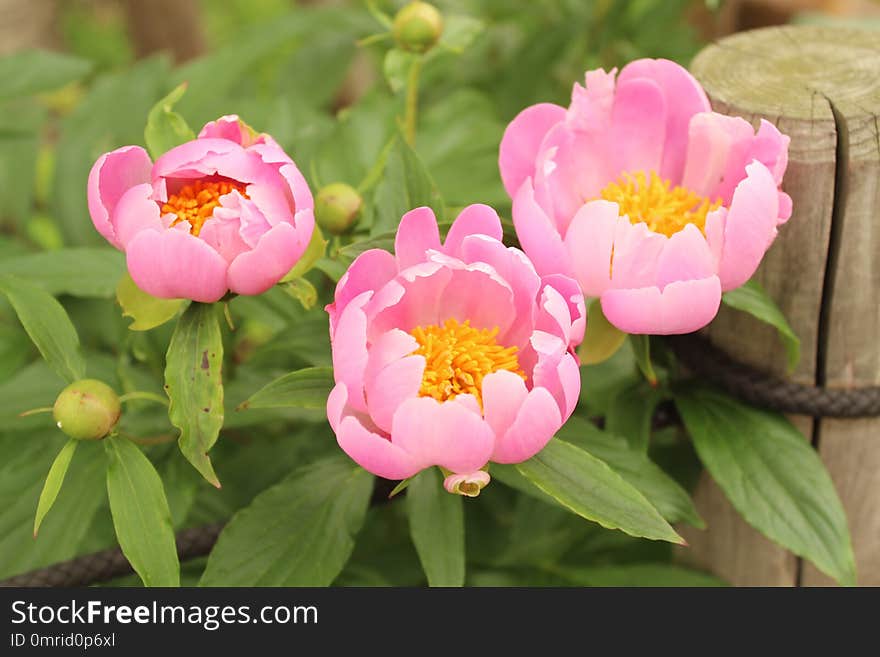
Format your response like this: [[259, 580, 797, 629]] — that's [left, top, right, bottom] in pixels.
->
[[33, 439, 78, 537], [144, 82, 195, 160], [406, 467, 465, 587], [281, 277, 318, 310], [0, 247, 124, 298], [722, 279, 800, 372], [165, 303, 224, 487], [200, 456, 373, 586], [0, 275, 85, 383], [516, 439, 683, 544], [675, 386, 856, 586], [116, 271, 185, 331], [606, 379, 665, 452], [0, 49, 92, 100], [237, 366, 333, 411], [554, 563, 727, 587], [105, 437, 180, 587]]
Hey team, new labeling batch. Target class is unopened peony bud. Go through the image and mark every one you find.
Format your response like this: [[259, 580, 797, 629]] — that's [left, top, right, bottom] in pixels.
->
[[315, 182, 363, 235], [392, 2, 443, 54], [53, 379, 121, 441]]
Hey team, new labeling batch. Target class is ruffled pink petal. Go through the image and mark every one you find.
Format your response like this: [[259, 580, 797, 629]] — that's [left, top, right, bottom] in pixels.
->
[[87, 146, 153, 249], [337, 415, 419, 481], [443, 470, 491, 496], [609, 77, 666, 176], [227, 213, 313, 295], [540, 274, 586, 347], [112, 183, 164, 249], [367, 261, 451, 337], [278, 161, 314, 212], [498, 103, 566, 197], [125, 228, 229, 302], [330, 291, 372, 413], [716, 161, 780, 291], [655, 223, 715, 288], [152, 138, 242, 180], [618, 59, 710, 183], [681, 112, 756, 199], [609, 218, 667, 290], [199, 115, 249, 144], [328, 248, 398, 337], [567, 69, 616, 132], [601, 275, 722, 335], [365, 355, 424, 434], [512, 180, 571, 279], [442, 204, 503, 257], [562, 199, 619, 296], [529, 331, 580, 419], [391, 397, 494, 474], [395, 207, 442, 269], [492, 386, 562, 464], [481, 370, 528, 442]]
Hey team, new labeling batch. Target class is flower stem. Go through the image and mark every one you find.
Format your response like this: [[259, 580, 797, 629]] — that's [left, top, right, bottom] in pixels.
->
[[118, 391, 169, 407], [403, 55, 423, 145], [118, 430, 176, 446], [18, 406, 53, 417]]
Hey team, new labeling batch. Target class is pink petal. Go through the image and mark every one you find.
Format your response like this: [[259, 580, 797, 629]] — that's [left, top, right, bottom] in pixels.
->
[[278, 161, 314, 212], [481, 370, 529, 441], [609, 218, 667, 290], [227, 212, 313, 295], [391, 397, 494, 474], [330, 290, 372, 413], [601, 275, 722, 335], [529, 332, 580, 418], [716, 161, 780, 291], [365, 355, 425, 434], [87, 145, 153, 249], [198, 115, 253, 145], [541, 274, 586, 347], [337, 415, 419, 480], [512, 180, 571, 279], [442, 204, 503, 257], [492, 386, 562, 464], [618, 59, 710, 183], [562, 199, 619, 296], [152, 138, 243, 180], [499, 102, 566, 197], [328, 248, 398, 337], [655, 223, 715, 288], [112, 183, 164, 248], [395, 207, 441, 269], [610, 77, 666, 176], [198, 217, 251, 264], [125, 228, 229, 302], [681, 112, 756, 199]]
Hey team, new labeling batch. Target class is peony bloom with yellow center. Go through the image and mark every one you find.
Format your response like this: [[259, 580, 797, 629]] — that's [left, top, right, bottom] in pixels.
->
[[326, 205, 585, 495], [499, 59, 792, 334]]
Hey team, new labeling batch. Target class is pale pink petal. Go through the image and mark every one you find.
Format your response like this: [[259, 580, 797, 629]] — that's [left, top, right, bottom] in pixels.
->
[[87, 145, 153, 249], [125, 228, 229, 302], [365, 355, 424, 434], [278, 161, 314, 212], [198, 217, 251, 264], [655, 223, 715, 288], [562, 199, 619, 296], [337, 415, 419, 480], [681, 112, 755, 198], [367, 262, 452, 338], [540, 274, 586, 347], [112, 183, 164, 248], [481, 370, 529, 441], [618, 59, 710, 183], [717, 161, 780, 291], [601, 275, 722, 335], [442, 204, 503, 257], [610, 77, 666, 176], [566, 69, 616, 131], [609, 218, 666, 290], [498, 103, 566, 197], [198, 115, 252, 144], [330, 291, 372, 412], [512, 180, 572, 279], [227, 213, 313, 295], [392, 397, 494, 474], [328, 249, 398, 336], [529, 331, 580, 418], [395, 207, 441, 269], [152, 138, 242, 179], [492, 387, 562, 464]]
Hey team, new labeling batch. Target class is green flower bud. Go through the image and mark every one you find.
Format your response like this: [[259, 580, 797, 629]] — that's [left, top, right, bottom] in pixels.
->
[[314, 182, 363, 235], [392, 2, 444, 54], [53, 379, 121, 441]]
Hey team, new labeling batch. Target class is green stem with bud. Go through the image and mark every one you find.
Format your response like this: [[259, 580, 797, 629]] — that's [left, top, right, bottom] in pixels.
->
[[118, 391, 169, 407], [403, 55, 424, 146]]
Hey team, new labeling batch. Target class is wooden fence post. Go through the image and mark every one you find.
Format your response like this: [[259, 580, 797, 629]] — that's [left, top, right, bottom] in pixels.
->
[[679, 25, 880, 586]]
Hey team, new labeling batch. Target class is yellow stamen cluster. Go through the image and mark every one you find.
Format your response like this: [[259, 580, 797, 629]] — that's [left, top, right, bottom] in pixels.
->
[[162, 179, 248, 236], [410, 319, 525, 407], [599, 171, 721, 237]]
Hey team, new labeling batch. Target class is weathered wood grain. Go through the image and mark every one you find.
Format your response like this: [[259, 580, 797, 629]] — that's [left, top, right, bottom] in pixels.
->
[[684, 25, 880, 586]]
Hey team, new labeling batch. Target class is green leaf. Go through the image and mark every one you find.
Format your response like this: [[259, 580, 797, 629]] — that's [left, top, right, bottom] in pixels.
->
[[722, 279, 800, 372], [406, 467, 465, 587], [437, 14, 485, 53], [105, 437, 180, 587], [558, 417, 704, 528], [237, 367, 333, 411], [606, 379, 664, 452], [629, 334, 657, 386], [282, 224, 327, 282], [675, 386, 856, 585], [516, 439, 683, 544], [383, 48, 415, 93], [281, 277, 318, 310], [33, 439, 78, 537], [371, 136, 444, 236], [200, 455, 373, 586], [116, 271, 185, 331], [554, 563, 727, 587], [165, 303, 224, 487], [578, 299, 627, 366], [0, 49, 92, 100], [144, 82, 195, 160], [0, 248, 124, 298], [0, 275, 86, 383]]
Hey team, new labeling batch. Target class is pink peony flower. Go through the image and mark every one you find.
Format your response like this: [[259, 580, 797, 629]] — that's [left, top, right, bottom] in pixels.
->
[[325, 205, 585, 494], [88, 115, 314, 303], [499, 59, 791, 335]]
